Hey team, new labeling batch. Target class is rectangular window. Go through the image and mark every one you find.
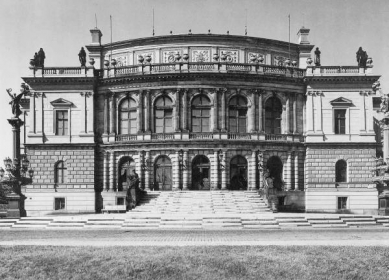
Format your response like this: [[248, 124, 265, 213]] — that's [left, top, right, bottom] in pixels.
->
[[334, 109, 346, 134], [337, 197, 348, 210], [56, 110, 69, 135], [117, 197, 125, 205], [54, 197, 66, 210], [373, 97, 381, 111]]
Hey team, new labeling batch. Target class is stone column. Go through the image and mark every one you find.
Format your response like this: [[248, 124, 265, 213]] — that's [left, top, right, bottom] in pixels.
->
[[284, 151, 292, 191], [80, 92, 87, 133], [86, 92, 94, 133], [173, 150, 180, 190], [294, 151, 299, 190], [183, 150, 189, 190], [249, 90, 256, 132], [213, 89, 218, 131], [174, 90, 180, 131], [212, 150, 219, 189], [109, 151, 115, 191], [221, 89, 227, 131], [316, 92, 323, 133], [103, 151, 109, 190], [103, 94, 109, 135], [109, 94, 116, 136], [138, 150, 144, 189], [258, 151, 264, 189], [258, 92, 263, 132], [293, 94, 297, 134], [182, 90, 188, 131], [138, 90, 143, 133], [249, 151, 257, 190], [29, 93, 36, 133], [145, 90, 151, 133], [145, 150, 150, 191], [36, 93, 43, 134], [285, 95, 290, 134], [306, 92, 314, 133], [221, 150, 227, 190]]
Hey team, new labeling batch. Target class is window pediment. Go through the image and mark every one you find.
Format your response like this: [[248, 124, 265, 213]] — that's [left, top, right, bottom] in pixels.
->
[[51, 98, 73, 107], [330, 97, 353, 107]]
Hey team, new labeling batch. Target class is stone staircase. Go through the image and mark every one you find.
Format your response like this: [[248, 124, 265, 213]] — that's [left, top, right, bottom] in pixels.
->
[[131, 191, 271, 215]]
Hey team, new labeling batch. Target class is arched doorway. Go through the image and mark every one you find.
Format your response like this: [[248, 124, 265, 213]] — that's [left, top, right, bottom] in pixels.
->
[[230, 156, 248, 190], [266, 156, 283, 191], [154, 156, 172, 191], [192, 155, 210, 190], [118, 157, 136, 191]]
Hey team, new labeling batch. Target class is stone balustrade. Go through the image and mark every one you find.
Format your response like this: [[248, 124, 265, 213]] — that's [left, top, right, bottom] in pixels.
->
[[114, 133, 303, 143], [29, 67, 94, 77], [306, 65, 373, 76]]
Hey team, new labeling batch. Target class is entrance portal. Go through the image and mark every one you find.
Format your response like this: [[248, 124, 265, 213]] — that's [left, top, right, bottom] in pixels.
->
[[154, 156, 172, 191], [191, 155, 210, 190], [266, 156, 283, 191], [118, 157, 136, 191], [230, 155, 248, 190]]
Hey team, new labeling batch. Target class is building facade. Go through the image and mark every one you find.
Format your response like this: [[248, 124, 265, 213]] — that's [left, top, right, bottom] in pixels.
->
[[20, 27, 381, 215]]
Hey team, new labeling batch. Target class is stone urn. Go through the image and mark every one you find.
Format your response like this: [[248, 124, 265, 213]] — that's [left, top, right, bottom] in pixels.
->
[[221, 54, 227, 62], [367, 57, 373, 66], [306, 57, 313, 65], [89, 58, 95, 66], [111, 59, 117, 67], [258, 56, 264, 64], [182, 53, 189, 62], [104, 60, 110, 67], [292, 60, 297, 67], [138, 55, 144, 64], [174, 52, 181, 62], [285, 58, 291, 66], [213, 53, 219, 61], [249, 55, 257, 63], [145, 55, 152, 63], [29, 59, 35, 67]]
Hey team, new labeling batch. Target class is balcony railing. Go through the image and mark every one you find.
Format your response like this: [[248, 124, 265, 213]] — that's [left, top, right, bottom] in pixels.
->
[[114, 133, 301, 143], [306, 66, 373, 76], [29, 67, 94, 77]]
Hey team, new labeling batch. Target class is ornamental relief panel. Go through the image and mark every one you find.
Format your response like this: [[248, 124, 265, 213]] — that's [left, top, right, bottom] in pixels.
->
[[273, 55, 287, 66], [247, 52, 265, 63], [136, 50, 155, 64], [113, 55, 128, 67], [162, 50, 182, 63], [191, 49, 211, 62], [219, 49, 239, 63]]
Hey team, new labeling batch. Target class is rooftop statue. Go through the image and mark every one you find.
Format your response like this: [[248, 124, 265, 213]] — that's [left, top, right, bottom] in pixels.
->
[[314, 47, 321, 66], [356, 47, 368, 68], [78, 47, 86, 67], [6, 83, 30, 118], [37, 48, 45, 67]]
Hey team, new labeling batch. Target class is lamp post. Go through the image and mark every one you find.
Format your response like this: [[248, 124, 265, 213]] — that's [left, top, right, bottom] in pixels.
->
[[0, 83, 35, 217]]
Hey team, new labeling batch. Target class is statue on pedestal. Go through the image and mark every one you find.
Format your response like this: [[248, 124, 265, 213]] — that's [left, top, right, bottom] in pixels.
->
[[6, 84, 30, 118], [356, 47, 368, 67], [78, 47, 87, 67], [37, 48, 46, 67], [314, 47, 321, 66]]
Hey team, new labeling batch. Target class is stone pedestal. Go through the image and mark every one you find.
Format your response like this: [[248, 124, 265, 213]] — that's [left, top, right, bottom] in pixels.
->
[[6, 193, 20, 218]]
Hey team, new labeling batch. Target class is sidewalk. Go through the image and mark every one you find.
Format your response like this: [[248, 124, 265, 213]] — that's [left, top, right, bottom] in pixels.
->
[[1, 212, 389, 230]]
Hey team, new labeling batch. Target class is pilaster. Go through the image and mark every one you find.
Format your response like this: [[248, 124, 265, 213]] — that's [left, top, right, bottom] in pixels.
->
[[211, 150, 219, 189], [285, 151, 292, 191], [221, 150, 227, 190], [144, 150, 150, 191], [294, 151, 299, 190], [183, 150, 189, 190], [138, 90, 144, 133]]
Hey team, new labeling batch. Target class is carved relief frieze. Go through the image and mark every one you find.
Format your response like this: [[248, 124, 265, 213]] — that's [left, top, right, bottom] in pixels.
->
[[136, 50, 155, 64], [191, 49, 210, 62], [219, 49, 239, 63], [113, 55, 128, 67], [247, 51, 265, 63], [162, 50, 182, 63], [273, 55, 287, 66]]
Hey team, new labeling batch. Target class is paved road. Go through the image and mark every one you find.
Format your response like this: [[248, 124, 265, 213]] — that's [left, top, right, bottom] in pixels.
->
[[1, 228, 388, 246]]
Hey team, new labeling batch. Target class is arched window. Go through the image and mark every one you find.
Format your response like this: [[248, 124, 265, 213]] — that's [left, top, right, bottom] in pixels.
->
[[265, 97, 282, 134], [229, 96, 248, 133], [191, 95, 211, 132], [155, 96, 173, 133], [55, 161, 67, 184], [335, 160, 347, 182], [119, 98, 137, 134]]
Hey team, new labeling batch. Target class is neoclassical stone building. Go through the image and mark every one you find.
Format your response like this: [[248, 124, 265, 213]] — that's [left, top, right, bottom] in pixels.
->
[[20, 27, 381, 215]]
